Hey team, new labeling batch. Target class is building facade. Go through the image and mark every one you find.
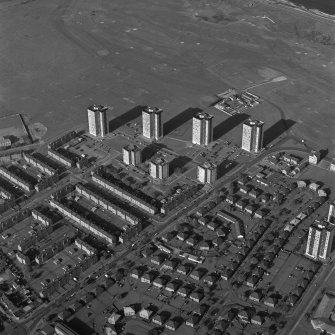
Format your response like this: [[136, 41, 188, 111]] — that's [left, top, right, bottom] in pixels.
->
[[241, 119, 264, 153], [328, 202, 335, 224], [122, 144, 142, 166], [305, 220, 335, 261], [23, 153, 56, 176], [197, 162, 217, 184], [150, 156, 169, 180], [91, 171, 158, 214], [0, 167, 33, 192], [0, 137, 11, 149], [192, 112, 213, 146], [87, 105, 108, 137], [142, 106, 163, 141], [309, 150, 321, 165]]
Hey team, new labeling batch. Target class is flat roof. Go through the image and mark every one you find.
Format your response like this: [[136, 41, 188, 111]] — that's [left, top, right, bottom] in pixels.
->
[[123, 144, 141, 151], [194, 112, 213, 120], [87, 105, 108, 112], [243, 119, 264, 127], [200, 161, 217, 169], [151, 156, 169, 165], [143, 106, 162, 114]]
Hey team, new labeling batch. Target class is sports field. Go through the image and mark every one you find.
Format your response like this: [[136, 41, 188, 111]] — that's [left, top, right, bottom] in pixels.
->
[[0, 0, 334, 151]]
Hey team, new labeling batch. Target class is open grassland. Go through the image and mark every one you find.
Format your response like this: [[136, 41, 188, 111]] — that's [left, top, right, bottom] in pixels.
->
[[0, 0, 334, 152]]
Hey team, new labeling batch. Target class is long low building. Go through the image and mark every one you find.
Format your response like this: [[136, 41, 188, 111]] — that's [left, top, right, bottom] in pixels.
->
[[23, 153, 56, 176], [0, 167, 33, 192], [216, 210, 245, 239], [32, 208, 53, 227], [48, 130, 77, 150], [0, 209, 30, 232], [0, 185, 13, 200], [49, 199, 118, 245], [48, 149, 74, 168], [217, 210, 239, 224], [76, 183, 141, 226], [92, 173, 158, 215]]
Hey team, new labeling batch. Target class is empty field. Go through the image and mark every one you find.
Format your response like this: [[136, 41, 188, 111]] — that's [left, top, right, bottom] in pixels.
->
[[0, 0, 334, 152]]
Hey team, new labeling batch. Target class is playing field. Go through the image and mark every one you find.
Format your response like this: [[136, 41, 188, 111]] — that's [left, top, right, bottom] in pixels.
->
[[0, 114, 26, 141], [0, 0, 334, 152]]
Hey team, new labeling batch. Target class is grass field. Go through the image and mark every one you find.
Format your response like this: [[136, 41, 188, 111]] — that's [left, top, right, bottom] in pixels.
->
[[0, 0, 334, 152], [0, 114, 26, 143]]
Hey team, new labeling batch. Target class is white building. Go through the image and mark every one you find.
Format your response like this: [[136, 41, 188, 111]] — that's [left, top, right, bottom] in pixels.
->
[[87, 105, 108, 137], [150, 156, 169, 180], [328, 202, 335, 224], [142, 106, 163, 141], [330, 159, 335, 172], [305, 220, 335, 262], [241, 119, 264, 153], [192, 112, 213, 146], [309, 150, 321, 165], [197, 161, 217, 184], [122, 144, 141, 166]]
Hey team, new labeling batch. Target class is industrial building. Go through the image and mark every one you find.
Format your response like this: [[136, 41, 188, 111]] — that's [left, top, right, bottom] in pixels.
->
[[241, 119, 264, 153], [142, 106, 163, 141], [122, 144, 142, 166], [192, 112, 213, 146], [87, 104, 108, 137], [305, 220, 335, 262], [149, 156, 169, 180], [197, 161, 217, 184]]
